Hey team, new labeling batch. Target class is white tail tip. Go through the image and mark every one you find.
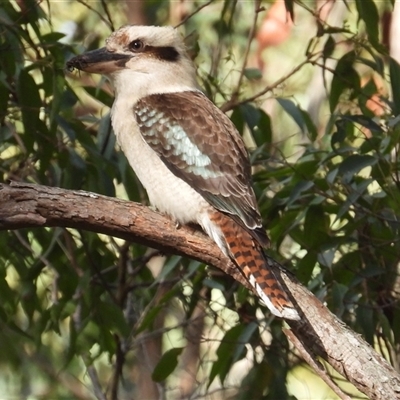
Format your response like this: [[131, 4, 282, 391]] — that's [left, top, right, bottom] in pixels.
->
[[281, 307, 301, 321]]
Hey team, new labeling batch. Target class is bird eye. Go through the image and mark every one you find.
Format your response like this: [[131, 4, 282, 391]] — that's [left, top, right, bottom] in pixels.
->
[[129, 39, 144, 52]]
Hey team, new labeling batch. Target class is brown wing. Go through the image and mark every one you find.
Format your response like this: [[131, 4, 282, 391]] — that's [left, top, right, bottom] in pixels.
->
[[134, 90, 269, 246]]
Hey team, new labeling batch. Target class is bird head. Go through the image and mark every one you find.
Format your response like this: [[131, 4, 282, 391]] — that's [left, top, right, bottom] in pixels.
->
[[67, 25, 198, 97]]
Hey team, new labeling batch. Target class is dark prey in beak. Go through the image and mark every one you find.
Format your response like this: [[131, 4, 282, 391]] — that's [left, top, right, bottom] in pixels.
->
[[66, 47, 131, 74]]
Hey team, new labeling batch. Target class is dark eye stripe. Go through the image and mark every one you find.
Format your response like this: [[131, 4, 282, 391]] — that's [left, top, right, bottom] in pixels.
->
[[139, 45, 179, 62], [149, 46, 179, 62]]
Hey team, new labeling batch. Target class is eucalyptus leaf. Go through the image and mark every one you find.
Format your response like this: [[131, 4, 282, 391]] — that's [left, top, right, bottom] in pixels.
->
[[152, 347, 184, 382]]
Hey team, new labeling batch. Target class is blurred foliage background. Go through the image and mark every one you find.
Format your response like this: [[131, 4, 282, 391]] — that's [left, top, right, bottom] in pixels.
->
[[0, 0, 399, 399]]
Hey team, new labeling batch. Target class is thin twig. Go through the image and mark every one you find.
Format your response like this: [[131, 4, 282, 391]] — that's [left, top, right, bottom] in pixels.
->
[[72, 286, 108, 400], [13, 230, 53, 268], [87, 366, 108, 400], [175, 0, 215, 28], [116, 241, 130, 305], [221, 55, 315, 112], [110, 334, 125, 400], [109, 242, 130, 400], [78, 230, 119, 304], [283, 328, 352, 400], [27, 352, 93, 400], [76, 0, 114, 31], [230, 0, 262, 104], [100, 0, 115, 31]]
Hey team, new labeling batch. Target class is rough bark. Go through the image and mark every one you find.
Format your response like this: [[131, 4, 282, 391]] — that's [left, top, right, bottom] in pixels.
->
[[1, 181, 400, 400]]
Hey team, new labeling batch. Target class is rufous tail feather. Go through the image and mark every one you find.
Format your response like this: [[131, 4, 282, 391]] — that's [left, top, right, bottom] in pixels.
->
[[209, 211, 300, 320]]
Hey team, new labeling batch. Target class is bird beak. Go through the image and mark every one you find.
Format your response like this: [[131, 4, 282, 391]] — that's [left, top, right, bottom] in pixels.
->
[[66, 47, 131, 74]]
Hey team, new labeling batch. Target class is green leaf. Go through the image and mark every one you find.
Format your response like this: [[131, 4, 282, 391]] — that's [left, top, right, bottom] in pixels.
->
[[371, 159, 391, 187], [0, 272, 16, 312], [0, 29, 24, 77], [277, 98, 306, 133], [0, 81, 9, 120], [393, 308, 400, 343], [50, 70, 67, 132], [256, 109, 272, 144], [17, 69, 41, 140], [283, 0, 295, 21], [203, 277, 225, 291], [331, 120, 348, 147], [153, 255, 182, 283], [300, 108, 318, 140], [237, 362, 271, 400], [329, 51, 360, 112], [338, 154, 377, 177], [294, 160, 319, 180], [230, 107, 245, 134], [357, 56, 384, 76], [341, 114, 383, 133], [378, 312, 394, 348], [303, 205, 329, 247], [322, 35, 335, 60], [287, 180, 314, 207], [18, 0, 45, 25], [96, 112, 114, 156], [152, 347, 184, 382], [41, 32, 66, 43], [244, 68, 262, 81], [95, 301, 130, 337], [233, 322, 258, 363], [355, 0, 380, 49], [239, 103, 260, 131], [83, 86, 114, 108], [135, 305, 163, 335], [336, 179, 372, 220], [296, 251, 317, 284], [209, 324, 249, 386]]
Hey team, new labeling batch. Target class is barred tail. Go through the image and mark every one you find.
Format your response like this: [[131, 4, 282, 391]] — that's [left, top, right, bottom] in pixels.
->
[[208, 211, 300, 320]]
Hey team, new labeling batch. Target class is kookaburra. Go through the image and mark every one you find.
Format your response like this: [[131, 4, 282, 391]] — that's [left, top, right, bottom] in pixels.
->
[[67, 25, 299, 320]]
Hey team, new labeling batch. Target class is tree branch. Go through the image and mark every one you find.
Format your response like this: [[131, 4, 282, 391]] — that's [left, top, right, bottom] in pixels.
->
[[1, 181, 399, 400]]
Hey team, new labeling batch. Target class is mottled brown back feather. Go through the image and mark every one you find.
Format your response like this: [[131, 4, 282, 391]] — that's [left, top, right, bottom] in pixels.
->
[[134, 91, 269, 247]]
